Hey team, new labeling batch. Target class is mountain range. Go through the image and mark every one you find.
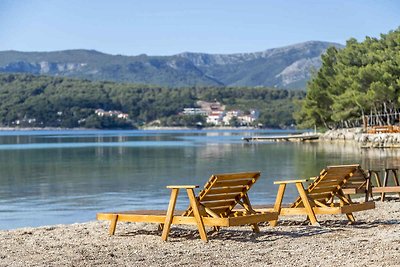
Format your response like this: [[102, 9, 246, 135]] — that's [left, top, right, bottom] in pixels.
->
[[0, 41, 343, 89]]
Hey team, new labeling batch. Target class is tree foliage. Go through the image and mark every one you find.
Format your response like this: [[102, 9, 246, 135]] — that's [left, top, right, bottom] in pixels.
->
[[0, 73, 304, 129], [297, 28, 400, 129]]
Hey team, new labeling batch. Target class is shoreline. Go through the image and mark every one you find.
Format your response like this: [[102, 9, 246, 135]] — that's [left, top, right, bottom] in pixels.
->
[[0, 126, 279, 131], [1, 200, 399, 266]]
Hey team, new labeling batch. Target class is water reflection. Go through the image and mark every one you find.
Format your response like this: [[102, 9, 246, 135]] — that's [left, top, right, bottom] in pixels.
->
[[0, 130, 398, 229]]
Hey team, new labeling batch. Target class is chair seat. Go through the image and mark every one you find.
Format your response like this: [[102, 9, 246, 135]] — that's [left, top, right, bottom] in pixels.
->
[[97, 210, 278, 227]]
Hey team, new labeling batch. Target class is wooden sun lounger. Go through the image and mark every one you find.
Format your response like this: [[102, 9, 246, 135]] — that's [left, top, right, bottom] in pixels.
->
[[97, 172, 278, 242], [370, 168, 400, 201], [257, 164, 375, 226]]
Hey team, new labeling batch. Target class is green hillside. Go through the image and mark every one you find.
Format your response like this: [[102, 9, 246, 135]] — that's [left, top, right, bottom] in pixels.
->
[[0, 73, 304, 129]]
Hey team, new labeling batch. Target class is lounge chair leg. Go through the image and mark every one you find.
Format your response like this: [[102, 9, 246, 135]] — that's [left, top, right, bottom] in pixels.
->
[[381, 170, 389, 201], [251, 224, 260, 233], [186, 188, 208, 242], [109, 214, 118, 235], [212, 226, 220, 232], [346, 213, 356, 223], [270, 184, 286, 227], [161, 188, 179, 241], [391, 169, 400, 198], [295, 182, 320, 227]]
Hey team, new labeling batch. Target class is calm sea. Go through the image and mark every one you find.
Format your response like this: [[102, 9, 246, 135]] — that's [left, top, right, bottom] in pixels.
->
[[0, 129, 398, 229]]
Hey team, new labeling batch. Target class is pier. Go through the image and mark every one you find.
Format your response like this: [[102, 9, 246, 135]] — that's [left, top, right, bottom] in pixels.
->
[[242, 133, 320, 142]]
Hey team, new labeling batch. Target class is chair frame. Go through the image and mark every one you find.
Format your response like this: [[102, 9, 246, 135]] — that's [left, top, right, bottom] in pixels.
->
[[267, 164, 375, 226], [97, 172, 278, 242]]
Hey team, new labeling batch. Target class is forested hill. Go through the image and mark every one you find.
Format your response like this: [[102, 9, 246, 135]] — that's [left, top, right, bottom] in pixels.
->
[[0, 41, 342, 89], [0, 73, 305, 129]]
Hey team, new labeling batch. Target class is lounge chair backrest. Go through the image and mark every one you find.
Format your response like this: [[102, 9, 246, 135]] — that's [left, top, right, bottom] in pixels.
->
[[340, 167, 368, 190], [182, 172, 260, 217], [291, 164, 363, 208]]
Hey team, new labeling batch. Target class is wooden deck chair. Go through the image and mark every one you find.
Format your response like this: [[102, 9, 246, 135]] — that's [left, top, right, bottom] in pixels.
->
[[261, 164, 375, 226], [371, 168, 400, 201], [97, 172, 278, 242]]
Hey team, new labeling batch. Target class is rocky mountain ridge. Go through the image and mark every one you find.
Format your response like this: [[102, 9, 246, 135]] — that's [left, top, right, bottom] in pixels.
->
[[0, 41, 343, 89]]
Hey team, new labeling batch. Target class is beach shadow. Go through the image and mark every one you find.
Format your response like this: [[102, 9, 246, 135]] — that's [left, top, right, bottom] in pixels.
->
[[118, 225, 335, 243], [114, 218, 400, 242], [119, 226, 283, 243]]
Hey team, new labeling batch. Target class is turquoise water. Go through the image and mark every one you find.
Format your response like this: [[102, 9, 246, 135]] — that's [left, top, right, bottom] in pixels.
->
[[0, 129, 398, 229]]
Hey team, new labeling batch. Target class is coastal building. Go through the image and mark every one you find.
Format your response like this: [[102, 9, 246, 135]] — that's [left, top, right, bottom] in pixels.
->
[[95, 109, 129, 119], [182, 108, 207, 116], [206, 111, 225, 125], [180, 101, 259, 126], [223, 110, 244, 125], [196, 100, 226, 114], [239, 109, 260, 125]]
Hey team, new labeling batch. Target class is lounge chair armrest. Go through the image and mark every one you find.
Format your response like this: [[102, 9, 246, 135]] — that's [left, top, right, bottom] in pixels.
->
[[166, 185, 199, 189], [274, 179, 308, 185]]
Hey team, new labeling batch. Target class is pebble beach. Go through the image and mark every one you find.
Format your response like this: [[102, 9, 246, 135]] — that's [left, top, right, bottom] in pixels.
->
[[0, 200, 399, 266]]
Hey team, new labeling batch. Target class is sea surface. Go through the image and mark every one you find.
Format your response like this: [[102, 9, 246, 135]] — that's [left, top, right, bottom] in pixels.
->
[[0, 129, 399, 229]]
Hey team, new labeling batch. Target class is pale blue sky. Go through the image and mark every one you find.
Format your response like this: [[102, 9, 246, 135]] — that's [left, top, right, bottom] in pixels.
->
[[0, 0, 399, 55]]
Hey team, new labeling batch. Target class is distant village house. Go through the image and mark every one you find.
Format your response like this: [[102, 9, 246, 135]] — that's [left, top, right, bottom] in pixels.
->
[[95, 109, 129, 119], [181, 101, 259, 126]]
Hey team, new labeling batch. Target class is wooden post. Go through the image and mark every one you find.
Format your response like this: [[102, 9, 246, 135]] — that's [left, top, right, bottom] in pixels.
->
[[242, 193, 260, 233], [388, 168, 400, 198], [381, 169, 389, 201], [339, 198, 356, 223], [270, 183, 286, 227], [186, 188, 208, 242], [109, 214, 118, 235], [393, 169, 400, 198], [295, 182, 320, 226], [161, 188, 179, 241]]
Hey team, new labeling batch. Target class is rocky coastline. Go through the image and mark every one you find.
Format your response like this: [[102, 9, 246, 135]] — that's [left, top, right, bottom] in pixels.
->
[[322, 128, 400, 148]]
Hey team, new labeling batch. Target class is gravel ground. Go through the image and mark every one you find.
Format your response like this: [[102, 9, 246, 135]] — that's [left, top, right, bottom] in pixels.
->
[[1, 200, 400, 267]]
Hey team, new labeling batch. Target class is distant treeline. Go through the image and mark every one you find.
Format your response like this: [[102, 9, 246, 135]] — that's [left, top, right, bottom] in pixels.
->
[[0, 73, 304, 129], [297, 28, 400, 129]]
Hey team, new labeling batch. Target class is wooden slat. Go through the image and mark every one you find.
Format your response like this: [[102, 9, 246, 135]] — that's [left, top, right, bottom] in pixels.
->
[[214, 179, 255, 187], [372, 186, 400, 193], [174, 216, 229, 227], [308, 193, 332, 200], [345, 181, 366, 185], [339, 201, 375, 213], [201, 193, 240, 201], [202, 200, 236, 208], [228, 213, 277, 226], [209, 207, 232, 215], [342, 188, 366, 194], [314, 180, 345, 187], [274, 179, 308, 184], [323, 174, 348, 180], [97, 213, 167, 223], [214, 172, 260, 181], [166, 185, 199, 189], [207, 187, 244, 195], [280, 203, 374, 216], [327, 164, 360, 169], [309, 187, 337, 194]]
